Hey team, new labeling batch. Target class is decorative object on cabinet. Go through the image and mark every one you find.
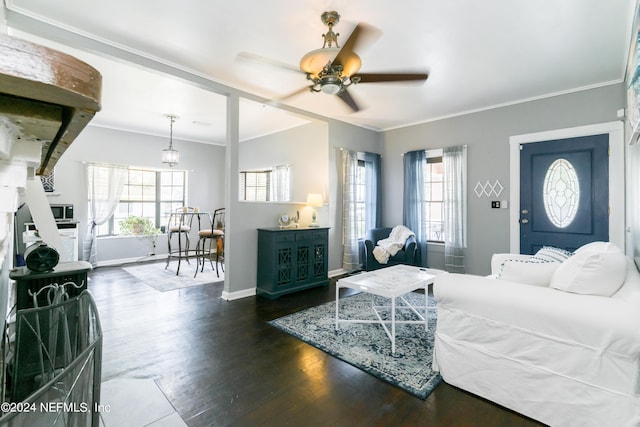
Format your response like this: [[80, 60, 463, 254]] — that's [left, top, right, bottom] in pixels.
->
[[161, 114, 180, 167], [278, 211, 300, 228], [306, 193, 323, 227], [278, 213, 290, 227], [257, 227, 329, 299]]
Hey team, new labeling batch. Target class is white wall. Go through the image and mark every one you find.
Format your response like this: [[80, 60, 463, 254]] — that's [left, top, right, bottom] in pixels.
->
[[327, 121, 382, 272], [50, 125, 225, 264], [223, 113, 382, 298], [39, 113, 379, 298], [382, 84, 625, 275], [240, 122, 328, 203], [42, 85, 626, 285]]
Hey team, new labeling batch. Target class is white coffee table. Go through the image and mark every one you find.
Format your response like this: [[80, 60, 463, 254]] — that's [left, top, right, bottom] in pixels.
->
[[335, 264, 438, 354]]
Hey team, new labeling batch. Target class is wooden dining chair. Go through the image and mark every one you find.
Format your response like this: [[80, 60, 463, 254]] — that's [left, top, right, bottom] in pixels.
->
[[195, 208, 225, 278]]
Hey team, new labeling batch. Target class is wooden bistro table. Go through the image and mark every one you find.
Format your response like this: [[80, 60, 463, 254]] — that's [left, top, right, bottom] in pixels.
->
[[335, 264, 438, 354]]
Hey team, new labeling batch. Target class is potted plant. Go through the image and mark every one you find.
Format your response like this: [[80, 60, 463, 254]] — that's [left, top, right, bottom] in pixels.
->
[[118, 216, 162, 255]]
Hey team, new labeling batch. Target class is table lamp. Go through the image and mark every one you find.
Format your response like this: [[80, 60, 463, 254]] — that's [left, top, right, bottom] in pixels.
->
[[306, 193, 323, 227]]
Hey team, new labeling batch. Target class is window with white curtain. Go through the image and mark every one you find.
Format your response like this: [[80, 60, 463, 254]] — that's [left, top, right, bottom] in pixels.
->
[[354, 160, 367, 238], [404, 146, 466, 271], [423, 152, 444, 242], [342, 150, 381, 271], [93, 167, 186, 236], [239, 165, 290, 202]]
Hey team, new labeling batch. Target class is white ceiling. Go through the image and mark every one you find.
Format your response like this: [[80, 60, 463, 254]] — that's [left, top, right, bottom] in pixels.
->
[[3, 0, 637, 145]]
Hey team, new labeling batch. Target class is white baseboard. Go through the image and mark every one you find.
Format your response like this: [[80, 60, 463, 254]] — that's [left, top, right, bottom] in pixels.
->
[[329, 268, 351, 278], [95, 253, 166, 267], [221, 287, 256, 301]]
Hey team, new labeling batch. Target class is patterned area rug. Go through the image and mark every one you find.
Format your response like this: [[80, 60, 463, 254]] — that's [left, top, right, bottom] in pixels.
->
[[269, 291, 441, 399], [123, 261, 224, 292]]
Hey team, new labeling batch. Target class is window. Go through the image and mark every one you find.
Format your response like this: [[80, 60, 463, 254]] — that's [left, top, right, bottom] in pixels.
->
[[239, 170, 271, 201], [354, 160, 367, 238], [95, 168, 186, 236], [424, 152, 444, 242], [543, 158, 579, 228], [239, 165, 290, 202]]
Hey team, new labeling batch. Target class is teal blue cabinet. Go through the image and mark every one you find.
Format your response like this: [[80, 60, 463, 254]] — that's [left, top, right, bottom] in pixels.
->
[[257, 227, 329, 299]]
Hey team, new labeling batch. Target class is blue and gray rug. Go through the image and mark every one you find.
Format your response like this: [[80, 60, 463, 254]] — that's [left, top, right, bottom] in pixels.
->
[[269, 291, 441, 399]]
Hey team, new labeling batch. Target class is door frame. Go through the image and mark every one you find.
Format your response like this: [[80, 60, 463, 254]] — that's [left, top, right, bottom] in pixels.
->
[[509, 121, 625, 254]]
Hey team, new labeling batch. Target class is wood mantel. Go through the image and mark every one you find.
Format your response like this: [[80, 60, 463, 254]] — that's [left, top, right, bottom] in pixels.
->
[[0, 33, 102, 175]]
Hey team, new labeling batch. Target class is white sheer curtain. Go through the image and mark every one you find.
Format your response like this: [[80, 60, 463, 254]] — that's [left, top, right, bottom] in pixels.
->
[[83, 163, 128, 266], [341, 149, 360, 271], [271, 164, 290, 202], [443, 145, 467, 273]]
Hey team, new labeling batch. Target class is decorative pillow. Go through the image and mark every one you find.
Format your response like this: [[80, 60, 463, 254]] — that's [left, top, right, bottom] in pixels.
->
[[530, 246, 573, 263], [550, 242, 626, 296], [573, 241, 619, 256], [498, 259, 560, 287]]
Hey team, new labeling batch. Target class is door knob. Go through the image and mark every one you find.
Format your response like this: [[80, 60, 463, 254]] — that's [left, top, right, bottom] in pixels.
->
[[522, 209, 529, 214], [521, 219, 529, 224]]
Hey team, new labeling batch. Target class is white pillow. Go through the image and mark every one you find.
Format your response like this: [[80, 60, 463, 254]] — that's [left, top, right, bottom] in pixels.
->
[[550, 243, 626, 296], [498, 259, 560, 287], [574, 241, 618, 256]]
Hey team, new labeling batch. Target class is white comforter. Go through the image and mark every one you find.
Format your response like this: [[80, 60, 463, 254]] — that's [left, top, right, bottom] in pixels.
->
[[372, 225, 415, 264]]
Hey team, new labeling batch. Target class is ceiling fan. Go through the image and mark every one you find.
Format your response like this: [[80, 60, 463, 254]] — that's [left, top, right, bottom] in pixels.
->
[[246, 11, 429, 112]]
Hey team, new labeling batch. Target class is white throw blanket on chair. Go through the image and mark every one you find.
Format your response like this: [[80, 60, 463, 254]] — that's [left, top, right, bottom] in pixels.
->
[[372, 225, 415, 264]]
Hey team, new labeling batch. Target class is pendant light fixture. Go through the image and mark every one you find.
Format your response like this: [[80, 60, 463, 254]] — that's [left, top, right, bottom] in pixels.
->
[[162, 114, 179, 167]]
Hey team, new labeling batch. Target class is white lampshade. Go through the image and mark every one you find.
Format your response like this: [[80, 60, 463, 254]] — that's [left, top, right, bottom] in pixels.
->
[[306, 193, 323, 207]]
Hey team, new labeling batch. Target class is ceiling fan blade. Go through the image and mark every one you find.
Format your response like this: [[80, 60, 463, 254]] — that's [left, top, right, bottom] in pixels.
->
[[337, 89, 360, 113], [332, 23, 381, 70], [354, 72, 429, 83], [277, 85, 312, 102], [236, 51, 301, 74]]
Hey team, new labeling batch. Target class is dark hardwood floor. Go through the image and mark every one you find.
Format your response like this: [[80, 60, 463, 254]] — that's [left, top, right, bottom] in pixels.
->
[[88, 263, 546, 427]]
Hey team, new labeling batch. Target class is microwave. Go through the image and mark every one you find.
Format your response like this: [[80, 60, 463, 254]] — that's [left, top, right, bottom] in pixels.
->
[[50, 204, 74, 221]]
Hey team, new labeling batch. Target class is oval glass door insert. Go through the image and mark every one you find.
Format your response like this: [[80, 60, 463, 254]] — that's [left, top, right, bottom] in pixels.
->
[[543, 158, 579, 228]]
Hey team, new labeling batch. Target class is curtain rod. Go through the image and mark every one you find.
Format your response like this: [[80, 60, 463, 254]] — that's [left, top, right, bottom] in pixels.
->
[[80, 161, 193, 172], [337, 147, 383, 157], [402, 145, 467, 156]]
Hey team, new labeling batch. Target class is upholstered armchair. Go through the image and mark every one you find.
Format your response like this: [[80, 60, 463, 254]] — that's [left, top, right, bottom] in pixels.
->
[[363, 227, 417, 271]]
